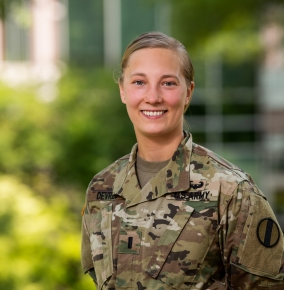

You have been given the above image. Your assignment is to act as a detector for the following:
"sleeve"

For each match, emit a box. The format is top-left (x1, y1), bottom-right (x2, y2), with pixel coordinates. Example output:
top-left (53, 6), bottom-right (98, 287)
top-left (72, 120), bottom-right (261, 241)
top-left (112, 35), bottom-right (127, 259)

top-left (221, 180), bottom-right (284, 289)
top-left (81, 203), bottom-right (95, 275)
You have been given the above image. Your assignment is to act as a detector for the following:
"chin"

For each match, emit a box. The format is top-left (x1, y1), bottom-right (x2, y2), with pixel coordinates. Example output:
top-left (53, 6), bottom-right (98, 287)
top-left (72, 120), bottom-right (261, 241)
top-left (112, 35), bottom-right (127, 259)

top-left (138, 127), bottom-right (176, 138)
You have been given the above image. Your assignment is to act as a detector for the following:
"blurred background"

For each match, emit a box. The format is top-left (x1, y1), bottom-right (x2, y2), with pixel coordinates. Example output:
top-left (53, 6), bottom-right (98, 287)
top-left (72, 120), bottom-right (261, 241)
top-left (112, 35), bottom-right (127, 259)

top-left (0, 0), bottom-right (283, 289)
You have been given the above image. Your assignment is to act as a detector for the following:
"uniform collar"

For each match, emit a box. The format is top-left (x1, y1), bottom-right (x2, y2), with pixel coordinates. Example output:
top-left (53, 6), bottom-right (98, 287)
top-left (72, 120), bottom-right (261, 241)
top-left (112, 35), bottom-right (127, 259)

top-left (113, 132), bottom-right (193, 207)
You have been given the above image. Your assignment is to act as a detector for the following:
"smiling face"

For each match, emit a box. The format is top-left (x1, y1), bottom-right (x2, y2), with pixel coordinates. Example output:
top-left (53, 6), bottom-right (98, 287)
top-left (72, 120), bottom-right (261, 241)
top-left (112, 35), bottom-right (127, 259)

top-left (119, 48), bottom-right (194, 141)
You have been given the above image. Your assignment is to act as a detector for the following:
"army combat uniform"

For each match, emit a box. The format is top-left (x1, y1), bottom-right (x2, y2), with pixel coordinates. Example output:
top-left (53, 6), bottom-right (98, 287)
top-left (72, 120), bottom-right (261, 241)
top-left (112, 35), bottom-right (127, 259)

top-left (81, 132), bottom-right (284, 290)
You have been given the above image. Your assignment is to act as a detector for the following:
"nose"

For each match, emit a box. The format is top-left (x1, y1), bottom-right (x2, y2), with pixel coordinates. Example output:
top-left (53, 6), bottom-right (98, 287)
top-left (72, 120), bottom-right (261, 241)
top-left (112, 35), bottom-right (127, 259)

top-left (144, 85), bottom-right (162, 104)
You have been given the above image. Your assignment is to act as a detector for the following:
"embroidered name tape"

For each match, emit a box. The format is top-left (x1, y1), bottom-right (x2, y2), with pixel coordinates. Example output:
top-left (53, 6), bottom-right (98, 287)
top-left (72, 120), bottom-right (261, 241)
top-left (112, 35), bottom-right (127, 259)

top-left (167, 191), bottom-right (211, 201)
top-left (96, 191), bottom-right (115, 200)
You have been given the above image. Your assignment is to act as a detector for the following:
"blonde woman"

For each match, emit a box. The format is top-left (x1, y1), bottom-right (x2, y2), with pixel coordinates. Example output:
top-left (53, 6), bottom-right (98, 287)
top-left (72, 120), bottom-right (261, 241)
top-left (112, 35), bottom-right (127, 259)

top-left (81, 32), bottom-right (284, 290)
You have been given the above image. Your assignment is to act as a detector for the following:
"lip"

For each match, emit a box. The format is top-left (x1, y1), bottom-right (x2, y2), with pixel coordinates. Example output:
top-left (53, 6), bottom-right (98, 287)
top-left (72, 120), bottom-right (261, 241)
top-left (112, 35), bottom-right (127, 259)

top-left (141, 110), bottom-right (167, 118)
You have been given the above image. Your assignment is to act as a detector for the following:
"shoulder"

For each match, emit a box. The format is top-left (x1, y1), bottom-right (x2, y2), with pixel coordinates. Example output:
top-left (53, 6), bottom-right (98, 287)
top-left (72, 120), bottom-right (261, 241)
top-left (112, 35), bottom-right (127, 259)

top-left (88, 153), bottom-right (130, 189)
top-left (190, 146), bottom-right (284, 283)
top-left (191, 142), bottom-right (255, 185)
top-left (190, 142), bottom-right (264, 215)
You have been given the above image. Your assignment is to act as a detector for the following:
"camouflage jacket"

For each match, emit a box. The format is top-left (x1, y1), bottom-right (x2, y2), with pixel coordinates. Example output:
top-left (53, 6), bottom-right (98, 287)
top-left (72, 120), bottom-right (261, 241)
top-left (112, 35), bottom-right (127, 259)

top-left (81, 133), bottom-right (284, 290)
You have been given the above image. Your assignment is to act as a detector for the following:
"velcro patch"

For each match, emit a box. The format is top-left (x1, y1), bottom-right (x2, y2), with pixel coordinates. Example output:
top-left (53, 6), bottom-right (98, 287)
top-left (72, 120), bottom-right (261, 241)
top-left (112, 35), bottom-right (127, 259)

top-left (257, 218), bottom-right (281, 248)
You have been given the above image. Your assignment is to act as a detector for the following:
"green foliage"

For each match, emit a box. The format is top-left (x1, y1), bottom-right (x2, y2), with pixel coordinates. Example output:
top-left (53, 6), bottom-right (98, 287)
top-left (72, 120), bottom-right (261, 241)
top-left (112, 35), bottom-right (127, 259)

top-left (171, 0), bottom-right (284, 62)
top-left (0, 83), bottom-right (58, 182)
top-left (0, 68), bottom-right (135, 191)
top-left (52, 67), bottom-right (135, 189)
top-left (0, 0), bottom-right (30, 27)
top-left (0, 175), bottom-right (94, 290)
top-left (0, 67), bottom-right (136, 289)
top-left (1, 1), bottom-right (282, 288)
top-left (0, 0), bottom-right (18, 19)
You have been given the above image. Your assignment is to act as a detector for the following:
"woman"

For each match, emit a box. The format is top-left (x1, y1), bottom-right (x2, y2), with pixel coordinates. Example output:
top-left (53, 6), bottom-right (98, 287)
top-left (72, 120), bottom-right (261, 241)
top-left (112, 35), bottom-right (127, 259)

top-left (81, 32), bottom-right (284, 290)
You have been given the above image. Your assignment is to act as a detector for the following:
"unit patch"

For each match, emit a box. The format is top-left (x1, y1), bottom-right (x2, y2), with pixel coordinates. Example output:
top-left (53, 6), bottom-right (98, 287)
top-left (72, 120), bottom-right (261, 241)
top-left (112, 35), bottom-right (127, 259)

top-left (257, 218), bottom-right (280, 248)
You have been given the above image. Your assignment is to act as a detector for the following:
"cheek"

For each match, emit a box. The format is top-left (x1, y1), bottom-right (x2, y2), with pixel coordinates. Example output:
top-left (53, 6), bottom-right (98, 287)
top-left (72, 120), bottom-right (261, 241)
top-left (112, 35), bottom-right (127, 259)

top-left (124, 88), bottom-right (144, 107)
top-left (165, 91), bottom-right (187, 109)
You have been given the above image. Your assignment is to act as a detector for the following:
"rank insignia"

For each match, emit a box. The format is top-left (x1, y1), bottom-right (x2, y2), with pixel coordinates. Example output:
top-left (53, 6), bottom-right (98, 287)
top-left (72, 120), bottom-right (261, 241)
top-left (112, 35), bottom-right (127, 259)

top-left (257, 218), bottom-right (281, 248)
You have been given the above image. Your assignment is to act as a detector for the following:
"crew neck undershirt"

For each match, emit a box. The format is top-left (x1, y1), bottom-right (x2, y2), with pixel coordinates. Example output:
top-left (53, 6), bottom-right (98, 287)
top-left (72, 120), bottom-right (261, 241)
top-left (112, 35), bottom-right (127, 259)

top-left (136, 154), bottom-right (170, 188)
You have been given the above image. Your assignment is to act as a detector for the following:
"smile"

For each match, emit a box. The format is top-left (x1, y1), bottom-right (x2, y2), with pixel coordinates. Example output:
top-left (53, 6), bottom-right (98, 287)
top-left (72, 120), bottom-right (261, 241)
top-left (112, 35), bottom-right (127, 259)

top-left (142, 110), bottom-right (167, 117)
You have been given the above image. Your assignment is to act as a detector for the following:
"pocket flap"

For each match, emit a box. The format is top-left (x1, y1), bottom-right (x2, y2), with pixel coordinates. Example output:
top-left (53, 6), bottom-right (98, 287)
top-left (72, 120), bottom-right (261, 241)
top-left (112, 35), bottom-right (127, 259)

top-left (146, 203), bottom-right (194, 278)
top-left (90, 203), bottom-right (114, 289)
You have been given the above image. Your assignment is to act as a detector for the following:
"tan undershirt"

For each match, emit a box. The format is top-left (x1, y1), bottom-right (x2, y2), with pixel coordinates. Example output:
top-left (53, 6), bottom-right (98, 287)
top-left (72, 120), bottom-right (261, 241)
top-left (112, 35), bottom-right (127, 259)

top-left (136, 154), bottom-right (170, 188)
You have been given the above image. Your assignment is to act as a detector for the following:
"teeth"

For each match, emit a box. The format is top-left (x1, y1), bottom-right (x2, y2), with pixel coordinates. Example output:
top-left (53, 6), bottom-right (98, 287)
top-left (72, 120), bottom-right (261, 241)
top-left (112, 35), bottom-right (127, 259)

top-left (142, 111), bottom-right (165, 116)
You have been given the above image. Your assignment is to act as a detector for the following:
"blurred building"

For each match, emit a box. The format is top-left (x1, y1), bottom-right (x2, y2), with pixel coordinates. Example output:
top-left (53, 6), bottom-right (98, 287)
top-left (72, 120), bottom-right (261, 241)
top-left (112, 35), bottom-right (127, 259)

top-left (0, 0), bottom-right (283, 225)
top-left (0, 0), bottom-right (66, 86)
top-left (259, 16), bottom-right (284, 224)
top-left (185, 9), bottom-right (284, 227)
top-left (0, 0), bottom-right (170, 96)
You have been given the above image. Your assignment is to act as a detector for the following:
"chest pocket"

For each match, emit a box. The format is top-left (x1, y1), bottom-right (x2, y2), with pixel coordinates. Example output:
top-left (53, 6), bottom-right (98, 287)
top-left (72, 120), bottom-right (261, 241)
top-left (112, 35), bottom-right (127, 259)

top-left (89, 201), bottom-right (113, 290)
top-left (146, 200), bottom-right (219, 290)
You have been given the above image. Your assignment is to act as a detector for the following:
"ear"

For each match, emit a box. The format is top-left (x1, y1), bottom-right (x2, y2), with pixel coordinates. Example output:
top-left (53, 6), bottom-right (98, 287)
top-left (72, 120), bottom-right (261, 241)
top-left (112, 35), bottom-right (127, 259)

top-left (185, 81), bottom-right (195, 106)
top-left (119, 83), bottom-right (126, 104)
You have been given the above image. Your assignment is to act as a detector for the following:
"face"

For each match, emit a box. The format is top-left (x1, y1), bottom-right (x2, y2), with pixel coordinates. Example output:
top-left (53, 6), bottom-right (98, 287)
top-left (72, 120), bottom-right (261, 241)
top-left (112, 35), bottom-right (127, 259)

top-left (119, 48), bottom-right (194, 140)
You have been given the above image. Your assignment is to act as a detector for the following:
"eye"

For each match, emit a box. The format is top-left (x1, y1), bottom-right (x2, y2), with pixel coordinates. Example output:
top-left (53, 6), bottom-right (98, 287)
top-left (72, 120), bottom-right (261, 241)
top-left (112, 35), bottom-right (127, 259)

top-left (163, 81), bottom-right (177, 87)
top-left (133, 80), bottom-right (144, 86)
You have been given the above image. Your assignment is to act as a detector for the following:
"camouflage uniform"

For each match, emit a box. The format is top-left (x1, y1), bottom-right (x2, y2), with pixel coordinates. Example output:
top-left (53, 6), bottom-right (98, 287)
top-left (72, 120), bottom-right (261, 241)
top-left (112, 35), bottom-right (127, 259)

top-left (81, 132), bottom-right (284, 289)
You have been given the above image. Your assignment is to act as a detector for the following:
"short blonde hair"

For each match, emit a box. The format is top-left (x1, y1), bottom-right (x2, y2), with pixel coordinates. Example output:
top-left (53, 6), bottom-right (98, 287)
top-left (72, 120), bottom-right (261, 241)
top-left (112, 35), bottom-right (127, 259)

top-left (118, 32), bottom-right (194, 87)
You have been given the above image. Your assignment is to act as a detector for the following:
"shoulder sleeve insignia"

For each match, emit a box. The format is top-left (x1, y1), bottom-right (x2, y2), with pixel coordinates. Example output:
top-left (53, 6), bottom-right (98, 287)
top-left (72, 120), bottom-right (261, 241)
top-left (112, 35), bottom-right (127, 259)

top-left (257, 218), bottom-right (281, 248)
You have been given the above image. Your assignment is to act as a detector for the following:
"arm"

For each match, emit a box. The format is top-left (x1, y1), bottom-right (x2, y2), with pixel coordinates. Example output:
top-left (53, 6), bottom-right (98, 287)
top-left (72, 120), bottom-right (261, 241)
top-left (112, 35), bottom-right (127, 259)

top-left (81, 204), bottom-right (97, 285)
top-left (221, 180), bottom-right (284, 289)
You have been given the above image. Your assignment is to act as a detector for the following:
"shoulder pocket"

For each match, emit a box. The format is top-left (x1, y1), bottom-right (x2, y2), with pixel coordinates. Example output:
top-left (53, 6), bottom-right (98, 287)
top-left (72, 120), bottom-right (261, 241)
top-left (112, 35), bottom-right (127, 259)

top-left (233, 194), bottom-right (283, 279)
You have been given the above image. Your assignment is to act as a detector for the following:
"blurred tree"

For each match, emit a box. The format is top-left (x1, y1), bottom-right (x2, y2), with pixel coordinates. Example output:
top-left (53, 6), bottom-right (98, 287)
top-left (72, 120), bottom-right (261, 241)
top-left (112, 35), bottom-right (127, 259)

top-left (0, 82), bottom-right (59, 188)
top-left (0, 0), bottom-right (21, 19)
top-left (0, 175), bottom-right (94, 290)
top-left (0, 67), bottom-right (135, 193)
top-left (51, 67), bottom-right (135, 190)
top-left (0, 68), bottom-right (127, 288)
top-left (2, 1), bottom-right (283, 289)
top-left (171, 0), bottom-right (284, 62)
top-left (0, 67), bottom-right (136, 289)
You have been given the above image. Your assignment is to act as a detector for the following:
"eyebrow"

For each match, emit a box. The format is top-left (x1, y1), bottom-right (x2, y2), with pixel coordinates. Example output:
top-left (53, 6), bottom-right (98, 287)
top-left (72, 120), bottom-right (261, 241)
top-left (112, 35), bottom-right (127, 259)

top-left (162, 74), bottom-right (180, 80)
top-left (130, 73), bottom-right (180, 80)
top-left (130, 73), bottom-right (147, 78)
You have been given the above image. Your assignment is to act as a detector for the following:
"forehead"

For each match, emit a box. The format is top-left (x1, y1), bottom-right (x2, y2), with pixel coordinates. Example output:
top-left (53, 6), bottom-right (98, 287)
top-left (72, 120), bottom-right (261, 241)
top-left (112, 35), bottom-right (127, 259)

top-left (126, 48), bottom-right (181, 71)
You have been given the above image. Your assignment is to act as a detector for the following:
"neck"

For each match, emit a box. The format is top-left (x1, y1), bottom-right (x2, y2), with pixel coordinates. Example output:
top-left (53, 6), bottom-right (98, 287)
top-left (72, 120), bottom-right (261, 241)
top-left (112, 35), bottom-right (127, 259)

top-left (135, 130), bottom-right (184, 162)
